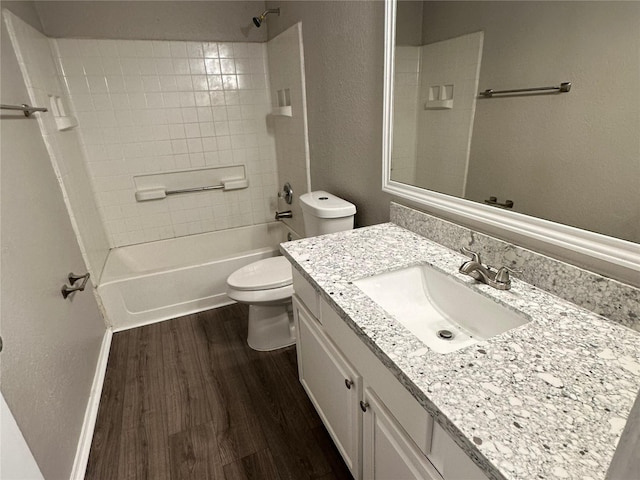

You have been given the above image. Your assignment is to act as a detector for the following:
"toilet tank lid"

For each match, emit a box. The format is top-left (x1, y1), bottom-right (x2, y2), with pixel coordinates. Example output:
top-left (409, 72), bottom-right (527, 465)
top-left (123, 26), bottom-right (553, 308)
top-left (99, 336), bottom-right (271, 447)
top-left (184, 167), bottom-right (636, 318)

top-left (299, 191), bottom-right (356, 219)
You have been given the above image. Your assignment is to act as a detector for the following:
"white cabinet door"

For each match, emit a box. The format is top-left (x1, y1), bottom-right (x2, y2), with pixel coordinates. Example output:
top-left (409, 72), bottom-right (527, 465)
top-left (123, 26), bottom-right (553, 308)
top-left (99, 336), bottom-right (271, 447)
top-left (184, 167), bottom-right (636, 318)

top-left (293, 296), bottom-right (362, 478)
top-left (428, 422), bottom-right (490, 480)
top-left (362, 387), bottom-right (443, 480)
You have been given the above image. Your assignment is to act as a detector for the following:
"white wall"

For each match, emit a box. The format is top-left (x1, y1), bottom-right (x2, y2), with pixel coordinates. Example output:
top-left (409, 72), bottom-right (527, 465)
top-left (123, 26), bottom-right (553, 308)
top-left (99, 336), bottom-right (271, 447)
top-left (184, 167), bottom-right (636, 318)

top-left (267, 22), bottom-right (311, 236)
top-left (54, 36), bottom-right (278, 246)
top-left (266, 1), bottom-right (390, 228)
top-left (4, 10), bottom-right (111, 280)
top-left (422, 1), bottom-right (640, 243)
top-left (34, 0), bottom-right (268, 43)
top-left (1, 7), bottom-right (107, 478)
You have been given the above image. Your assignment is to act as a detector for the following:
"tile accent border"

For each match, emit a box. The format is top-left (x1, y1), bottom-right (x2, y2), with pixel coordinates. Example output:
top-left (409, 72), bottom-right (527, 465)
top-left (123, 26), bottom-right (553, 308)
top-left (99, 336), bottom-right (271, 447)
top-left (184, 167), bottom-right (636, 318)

top-left (391, 202), bottom-right (640, 331)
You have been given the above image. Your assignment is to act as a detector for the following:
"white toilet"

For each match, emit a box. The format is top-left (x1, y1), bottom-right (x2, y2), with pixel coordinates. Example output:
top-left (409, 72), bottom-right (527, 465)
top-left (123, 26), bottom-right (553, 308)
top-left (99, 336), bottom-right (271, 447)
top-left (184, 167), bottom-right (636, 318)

top-left (226, 191), bottom-right (356, 351)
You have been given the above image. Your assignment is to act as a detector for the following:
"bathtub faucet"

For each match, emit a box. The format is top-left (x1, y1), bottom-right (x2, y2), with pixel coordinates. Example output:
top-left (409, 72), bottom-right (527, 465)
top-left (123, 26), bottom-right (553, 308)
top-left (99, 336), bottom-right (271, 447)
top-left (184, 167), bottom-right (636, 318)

top-left (275, 210), bottom-right (293, 220)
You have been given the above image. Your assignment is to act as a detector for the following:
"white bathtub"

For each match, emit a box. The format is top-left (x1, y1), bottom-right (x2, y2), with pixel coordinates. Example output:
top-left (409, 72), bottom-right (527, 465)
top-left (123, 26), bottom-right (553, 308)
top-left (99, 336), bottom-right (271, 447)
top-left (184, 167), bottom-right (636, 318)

top-left (98, 222), bottom-right (293, 331)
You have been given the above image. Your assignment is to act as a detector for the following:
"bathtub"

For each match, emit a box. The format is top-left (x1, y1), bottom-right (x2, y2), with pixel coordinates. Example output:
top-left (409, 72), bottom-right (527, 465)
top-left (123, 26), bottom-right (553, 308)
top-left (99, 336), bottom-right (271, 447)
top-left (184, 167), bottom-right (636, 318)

top-left (98, 222), bottom-right (293, 331)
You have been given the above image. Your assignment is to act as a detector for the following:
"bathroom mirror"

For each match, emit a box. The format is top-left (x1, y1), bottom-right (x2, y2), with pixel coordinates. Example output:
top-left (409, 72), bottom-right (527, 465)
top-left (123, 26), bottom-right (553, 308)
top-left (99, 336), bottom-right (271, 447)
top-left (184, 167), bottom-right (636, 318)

top-left (382, 0), bottom-right (640, 275)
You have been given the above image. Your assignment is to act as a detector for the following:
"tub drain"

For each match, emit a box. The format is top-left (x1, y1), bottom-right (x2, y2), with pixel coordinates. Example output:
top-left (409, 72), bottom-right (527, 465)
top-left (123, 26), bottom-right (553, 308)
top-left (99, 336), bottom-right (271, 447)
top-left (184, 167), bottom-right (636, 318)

top-left (437, 329), bottom-right (454, 340)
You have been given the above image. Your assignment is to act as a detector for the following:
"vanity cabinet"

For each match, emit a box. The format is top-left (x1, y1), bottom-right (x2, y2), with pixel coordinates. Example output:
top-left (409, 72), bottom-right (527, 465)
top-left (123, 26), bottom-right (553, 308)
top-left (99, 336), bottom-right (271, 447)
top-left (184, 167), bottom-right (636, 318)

top-left (292, 270), bottom-right (440, 479)
top-left (291, 269), bottom-right (489, 480)
top-left (362, 386), bottom-right (441, 480)
top-left (294, 294), bottom-right (362, 477)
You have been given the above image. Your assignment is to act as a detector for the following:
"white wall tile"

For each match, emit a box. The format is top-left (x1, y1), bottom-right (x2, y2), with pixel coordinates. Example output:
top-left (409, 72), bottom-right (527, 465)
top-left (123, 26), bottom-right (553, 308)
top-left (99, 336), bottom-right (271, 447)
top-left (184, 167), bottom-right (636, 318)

top-left (66, 75), bottom-right (89, 93)
top-left (266, 23), bottom-right (311, 236)
top-left (159, 75), bottom-right (178, 91)
top-left (87, 75), bottom-right (108, 93)
top-left (414, 32), bottom-right (483, 198)
top-left (203, 42), bottom-right (218, 58)
top-left (152, 41), bottom-right (171, 58)
top-left (155, 58), bottom-right (174, 75)
top-left (120, 57), bottom-right (140, 75)
top-left (4, 13), bottom-right (111, 277)
top-left (217, 43), bottom-right (233, 58)
top-left (138, 58), bottom-right (157, 75)
top-left (172, 58), bottom-right (190, 74)
top-left (41, 34), bottom-right (277, 247)
top-left (176, 77), bottom-right (194, 91)
top-left (181, 107), bottom-right (198, 123)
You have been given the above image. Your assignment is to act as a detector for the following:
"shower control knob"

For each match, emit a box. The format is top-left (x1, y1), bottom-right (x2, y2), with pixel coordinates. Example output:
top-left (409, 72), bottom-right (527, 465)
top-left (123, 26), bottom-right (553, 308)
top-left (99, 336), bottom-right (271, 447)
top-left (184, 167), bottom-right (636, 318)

top-left (278, 182), bottom-right (293, 204)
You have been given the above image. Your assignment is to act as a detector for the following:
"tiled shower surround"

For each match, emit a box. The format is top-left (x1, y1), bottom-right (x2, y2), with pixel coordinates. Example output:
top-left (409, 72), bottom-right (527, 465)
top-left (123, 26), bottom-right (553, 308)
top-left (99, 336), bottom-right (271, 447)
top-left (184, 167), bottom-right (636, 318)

top-left (267, 23), bottom-right (310, 236)
top-left (392, 34), bottom-right (483, 198)
top-left (4, 11), bottom-right (110, 277)
top-left (54, 37), bottom-right (278, 246)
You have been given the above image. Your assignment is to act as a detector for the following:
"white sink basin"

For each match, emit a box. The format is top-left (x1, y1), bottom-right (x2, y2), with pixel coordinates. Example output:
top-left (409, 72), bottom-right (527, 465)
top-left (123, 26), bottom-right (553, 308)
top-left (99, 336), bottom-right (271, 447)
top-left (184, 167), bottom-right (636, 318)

top-left (354, 265), bottom-right (530, 354)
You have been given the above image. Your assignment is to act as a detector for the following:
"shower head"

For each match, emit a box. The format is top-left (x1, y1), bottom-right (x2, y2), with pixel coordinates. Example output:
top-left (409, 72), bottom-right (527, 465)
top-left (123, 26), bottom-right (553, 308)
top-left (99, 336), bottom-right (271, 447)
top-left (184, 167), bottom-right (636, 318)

top-left (252, 8), bottom-right (280, 28)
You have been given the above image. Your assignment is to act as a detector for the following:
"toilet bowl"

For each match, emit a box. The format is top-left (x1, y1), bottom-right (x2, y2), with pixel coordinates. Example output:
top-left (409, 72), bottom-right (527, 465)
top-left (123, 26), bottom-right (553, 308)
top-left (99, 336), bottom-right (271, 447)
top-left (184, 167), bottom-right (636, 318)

top-left (226, 256), bottom-right (295, 351)
top-left (226, 191), bottom-right (356, 351)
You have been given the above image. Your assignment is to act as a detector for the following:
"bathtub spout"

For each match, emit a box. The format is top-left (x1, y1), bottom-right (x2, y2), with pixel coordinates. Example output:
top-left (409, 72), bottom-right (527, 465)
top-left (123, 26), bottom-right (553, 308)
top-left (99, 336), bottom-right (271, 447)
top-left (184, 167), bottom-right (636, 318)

top-left (275, 210), bottom-right (293, 220)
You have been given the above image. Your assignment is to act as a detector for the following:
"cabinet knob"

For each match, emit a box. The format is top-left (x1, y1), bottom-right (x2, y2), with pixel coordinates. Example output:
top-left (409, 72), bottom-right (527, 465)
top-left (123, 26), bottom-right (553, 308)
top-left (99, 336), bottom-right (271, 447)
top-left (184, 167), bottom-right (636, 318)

top-left (360, 400), bottom-right (369, 412)
top-left (344, 379), bottom-right (354, 389)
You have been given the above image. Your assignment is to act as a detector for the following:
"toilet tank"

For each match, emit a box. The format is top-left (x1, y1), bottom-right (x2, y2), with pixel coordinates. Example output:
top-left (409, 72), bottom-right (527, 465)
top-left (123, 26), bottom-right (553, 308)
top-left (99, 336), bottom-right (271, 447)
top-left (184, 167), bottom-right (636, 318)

top-left (299, 191), bottom-right (356, 237)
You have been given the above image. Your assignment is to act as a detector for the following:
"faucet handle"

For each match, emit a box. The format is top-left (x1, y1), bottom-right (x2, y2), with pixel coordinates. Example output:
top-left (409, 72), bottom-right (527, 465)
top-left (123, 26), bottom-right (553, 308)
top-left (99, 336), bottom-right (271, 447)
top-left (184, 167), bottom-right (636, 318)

top-left (460, 247), bottom-right (482, 264)
top-left (494, 266), bottom-right (522, 284)
top-left (277, 182), bottom-right (293, 204)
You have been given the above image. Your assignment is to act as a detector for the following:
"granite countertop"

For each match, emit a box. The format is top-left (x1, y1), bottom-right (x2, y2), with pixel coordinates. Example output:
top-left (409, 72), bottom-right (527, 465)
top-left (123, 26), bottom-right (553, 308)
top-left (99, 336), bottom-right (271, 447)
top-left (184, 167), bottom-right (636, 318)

top-left (280, 223), bottom-right (640, 480)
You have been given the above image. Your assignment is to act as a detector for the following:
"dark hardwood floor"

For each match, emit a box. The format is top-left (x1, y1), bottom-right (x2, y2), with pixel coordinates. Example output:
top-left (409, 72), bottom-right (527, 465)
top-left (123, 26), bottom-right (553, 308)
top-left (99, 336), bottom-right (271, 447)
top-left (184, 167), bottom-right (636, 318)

top-left (86, 304), bottom-right (352, 480)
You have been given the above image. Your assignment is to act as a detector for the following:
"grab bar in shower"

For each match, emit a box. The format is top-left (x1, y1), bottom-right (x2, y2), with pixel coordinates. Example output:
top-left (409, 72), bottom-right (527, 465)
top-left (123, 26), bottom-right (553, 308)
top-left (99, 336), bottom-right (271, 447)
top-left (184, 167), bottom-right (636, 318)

top-left (166, 178), bottom-right (249, 195)
top-left (479, 82), bottom-right (571, 98)
top-left (135, 178), bottom-right (249, 201)
top-left (166, 185), bottom-right (224, 195)
top-left (1, 103), bottom-right (48, 117)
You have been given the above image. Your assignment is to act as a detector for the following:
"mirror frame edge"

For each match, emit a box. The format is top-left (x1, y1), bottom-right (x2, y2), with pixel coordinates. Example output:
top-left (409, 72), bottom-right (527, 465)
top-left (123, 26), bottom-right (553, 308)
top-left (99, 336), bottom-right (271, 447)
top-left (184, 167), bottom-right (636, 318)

top-left (381, 0), bottom-right (639, 282)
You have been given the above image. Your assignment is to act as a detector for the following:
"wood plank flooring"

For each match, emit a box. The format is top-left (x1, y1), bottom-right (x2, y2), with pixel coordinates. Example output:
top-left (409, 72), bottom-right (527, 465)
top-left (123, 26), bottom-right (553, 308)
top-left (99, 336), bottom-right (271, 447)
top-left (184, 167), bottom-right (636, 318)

top-left (86, 304), bottom-right (352, 480)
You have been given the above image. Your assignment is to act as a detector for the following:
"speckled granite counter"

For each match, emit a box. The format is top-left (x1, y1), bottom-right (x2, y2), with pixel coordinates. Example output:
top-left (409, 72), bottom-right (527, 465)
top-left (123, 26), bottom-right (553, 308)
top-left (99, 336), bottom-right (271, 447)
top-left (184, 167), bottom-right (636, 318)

top-left (280, 223), bottom-right (640, 480)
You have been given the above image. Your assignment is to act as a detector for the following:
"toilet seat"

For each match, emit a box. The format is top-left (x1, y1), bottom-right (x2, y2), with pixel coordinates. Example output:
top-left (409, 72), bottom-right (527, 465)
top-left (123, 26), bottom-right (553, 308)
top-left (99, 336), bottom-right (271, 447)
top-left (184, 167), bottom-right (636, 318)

top-left (225, 256), bottom-right (295, 351)
top-left (227, 283), bottom-right (294, 304)
top-left (227, 256), bottom-right (293, 291)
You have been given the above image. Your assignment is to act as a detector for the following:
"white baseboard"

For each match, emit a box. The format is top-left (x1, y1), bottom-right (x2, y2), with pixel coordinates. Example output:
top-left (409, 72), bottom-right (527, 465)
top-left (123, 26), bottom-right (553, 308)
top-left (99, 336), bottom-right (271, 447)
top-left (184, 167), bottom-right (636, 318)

top-left (70, 329), bottom-right (113, 480)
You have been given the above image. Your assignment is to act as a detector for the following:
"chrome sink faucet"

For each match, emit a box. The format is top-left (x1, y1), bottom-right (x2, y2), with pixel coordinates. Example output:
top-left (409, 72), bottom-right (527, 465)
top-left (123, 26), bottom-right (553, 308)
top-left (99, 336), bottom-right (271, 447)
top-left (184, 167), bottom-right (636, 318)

top-left (458, 247), bottom-right (520, 291)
